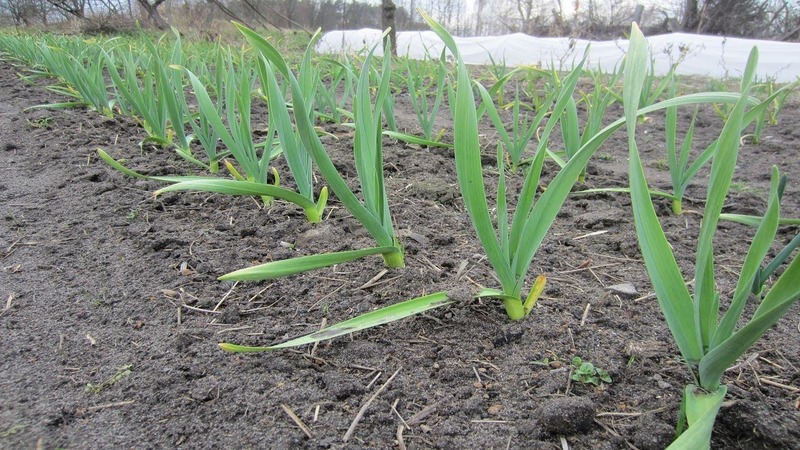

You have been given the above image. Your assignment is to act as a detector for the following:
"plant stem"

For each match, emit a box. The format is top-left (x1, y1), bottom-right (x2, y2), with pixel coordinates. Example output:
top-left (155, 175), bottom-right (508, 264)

top-left (381, 249), bottom-right (405, 268)
top-left (503, 298), bottom-right (525, 321)
top-left (672, 198), bottom-right (683, 215)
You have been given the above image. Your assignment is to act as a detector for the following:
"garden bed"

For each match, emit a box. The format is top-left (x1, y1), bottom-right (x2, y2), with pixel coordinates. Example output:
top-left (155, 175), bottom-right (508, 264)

top-left (1, 60), bottom-right (798, 449)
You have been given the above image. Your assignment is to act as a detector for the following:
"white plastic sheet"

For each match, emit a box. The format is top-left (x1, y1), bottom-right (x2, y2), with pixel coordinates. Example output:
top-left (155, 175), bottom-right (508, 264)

top-left (317, 29), bottom-right (800, 82)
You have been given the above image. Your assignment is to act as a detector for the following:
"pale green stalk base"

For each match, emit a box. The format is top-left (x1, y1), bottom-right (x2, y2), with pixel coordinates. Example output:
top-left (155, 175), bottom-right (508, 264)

top-left (381, 249), bottom-right (405, 269)
top-left (672, 198), bottom-right (683, 215)
top-left (503, 299), bottom-right (525, 321)
top-left (668, 385), bottom-right (727, 450)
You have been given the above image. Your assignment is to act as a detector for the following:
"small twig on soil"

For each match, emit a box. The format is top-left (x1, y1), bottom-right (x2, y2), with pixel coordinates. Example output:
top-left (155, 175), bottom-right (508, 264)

top-left (472, 366), bottom-right (483, 384)
top-left (406, 403), bottom-right (437, 427)
top-left (454, 259), bottom-right (470, 281)
top-left (560, 436), bottom-right (570, 450)
top-left (633, 293), bottom-right (657, 302)
top-left (396, 425), bottom-right (407, 450)
top-left (727, 353), bottom-right (759, 372)
top-left (77, 400), bottom-right (136, 416)
top-left (593, 419), bottom-right (641, 450)
top-left (308, 283), bottom-right (346, 312)
top-left (356, 269), bottom-right (388, 290)
top-left (572, 230), bottom-right (609, 240)
top-left (565, 367), bottom-right (574, 396)
top-left (281, 404), bottom-right (313, 439)
top-left (4, 236), bottom-right (25, 257)
top-left (366, 371), bottom-right (383, 390)
top-left (390, 398), bottom-right (410, 429)
top-left (595, 406), bottom-right (667, 418)
top-left (216, 326), bottom-right (253, 334)
top-left (349, 364), bottom-right (379, 373)
top-left (213, 281), bottom-right (238, 312)
top-left (343, 367), bottom-right (402, 442)
top-left (181, 304), bottom-right (222, 315)
top-left (1, 293), bottom-right (13, 313)
top-left (358, 273), bottom-right (404, 291)
top-left (559, 262), bottom-right (620, 274)
top-left (586, 251), bottom-right (641, 263)
top-left (413, 254), bottom-right (442, 273)
top-left (310, 317), bottom-right (327, 357)
top-left (468, 359), bottom-right (501, 371)
top-left (247, 285), bottom-right (272, 303)
top-left (758, 377), bottom-right (799, 393)
top-left (587, 267), bottom-right (604, 285)
top-left (758, 355), bottom-right (785, 370)
top-left (773, 350), bottom-right (797, 372)
top-left (580, 303), bottom-right (591, 327)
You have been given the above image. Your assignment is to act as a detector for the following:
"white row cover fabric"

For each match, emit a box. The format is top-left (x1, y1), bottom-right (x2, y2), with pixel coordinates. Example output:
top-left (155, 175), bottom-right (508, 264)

top-left (317, 29), bottom-right (800, 82)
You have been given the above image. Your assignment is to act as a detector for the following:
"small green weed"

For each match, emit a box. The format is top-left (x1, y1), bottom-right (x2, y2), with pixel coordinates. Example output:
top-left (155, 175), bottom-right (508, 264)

top-left (26, 117), bottom-right (52, 129)
top-left (651, 159), bottom-right (669, 171)
top-left (571, 356), bottom-right (612, 386)
top-left (531, 354), bottom-right (612, 386)
top-left (0, 424), bottom-right (25, 437)
top-left (86, 365), bottom-right (132, 394)
top-left (599, 152), bottom-right (614, 161)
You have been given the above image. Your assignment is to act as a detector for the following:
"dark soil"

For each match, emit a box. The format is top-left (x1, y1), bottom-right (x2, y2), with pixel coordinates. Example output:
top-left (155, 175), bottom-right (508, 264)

top-left (1, 60), bottom-right (798, 450)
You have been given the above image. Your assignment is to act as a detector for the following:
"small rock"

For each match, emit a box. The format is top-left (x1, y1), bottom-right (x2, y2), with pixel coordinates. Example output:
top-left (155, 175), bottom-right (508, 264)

top-left (493, 328), bottom-right (524, 347)
top-left (632, 414), bottom-right (675, 450)
top-left (537, 397), bottom-right (596, 435)
top-left (295, 224), bottom-right (333, 247)
top-left (218, 307), bottom-right (240, 324)
top-left (625, 340), bottom-right (667, 359)
top-left (607, 282), bottom-right (638, 296)
top-left (487, 404), bottom-right (503, 415)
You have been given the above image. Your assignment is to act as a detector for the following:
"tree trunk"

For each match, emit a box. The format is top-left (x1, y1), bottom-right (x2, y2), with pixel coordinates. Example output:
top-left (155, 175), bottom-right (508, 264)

top-left (382, 0), bottom-right (397, 57)
top-left (682, 0), bottom-right (700, 31)
top-left (136, 0), bottom-right (169, 30)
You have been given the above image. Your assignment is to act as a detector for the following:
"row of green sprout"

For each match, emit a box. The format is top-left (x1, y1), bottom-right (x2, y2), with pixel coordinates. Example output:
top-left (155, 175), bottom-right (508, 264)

top-left (2, 18), bottom-right (800, 448)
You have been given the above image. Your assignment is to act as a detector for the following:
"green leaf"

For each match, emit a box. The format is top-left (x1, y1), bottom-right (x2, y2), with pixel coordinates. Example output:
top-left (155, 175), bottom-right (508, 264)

top-left (420, 9), bottom-right (515, 292)
top-left (237, 23), bottom-right (398, 254)
top-left (96, 149), bottom-right (208, 183)
top-left (667, 385), bottom-right (727, 450)
top-left (710, 167), bottom-right (782, 350)
top-left (154, 178), bottom-right (322, 222)
top-left (382, 130), bottom-right (453, 148)
top-left (219, 291), bottom-right (454, 351)
top-left (624, 24), bottom-right (703, 365)
top-left (219, 246), bottom-right (400, 281)
top-left (699, 250), bottom-right (800, 389)
top-left (693, 47), bottom-right (758, 349)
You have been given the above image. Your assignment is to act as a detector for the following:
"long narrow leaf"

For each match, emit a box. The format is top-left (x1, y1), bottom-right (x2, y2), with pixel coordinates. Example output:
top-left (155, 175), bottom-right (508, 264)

top-left (625, 24), bottom-right (704, 365)
top-left (693, 48), bottom-right (758, 349)
top-left (219, 246), bottom-right (401, 282)
top-left (219, 291), bottom-right (453, 352)
top-left (710, 167), bottom-right (782, 349)
top-left (699, 251), bottom-right (800, 389)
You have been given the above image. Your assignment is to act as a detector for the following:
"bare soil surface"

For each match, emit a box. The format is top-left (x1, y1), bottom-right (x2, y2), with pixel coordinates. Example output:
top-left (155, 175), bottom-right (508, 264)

top-left (1, 60), bottom-right (798, 450)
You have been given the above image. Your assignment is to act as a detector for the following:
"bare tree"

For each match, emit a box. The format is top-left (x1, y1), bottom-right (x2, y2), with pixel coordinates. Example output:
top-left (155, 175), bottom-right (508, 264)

top-left (677, 0), bottom-right (797, 37)
top-left (1, 0), bottom-right (49, 24)
top-left (136, 0), bottom-right (167, 29)
top-left (46, 0), bottom-right (86, 18)
top-left (383, 0), bottom-right (397, 55)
